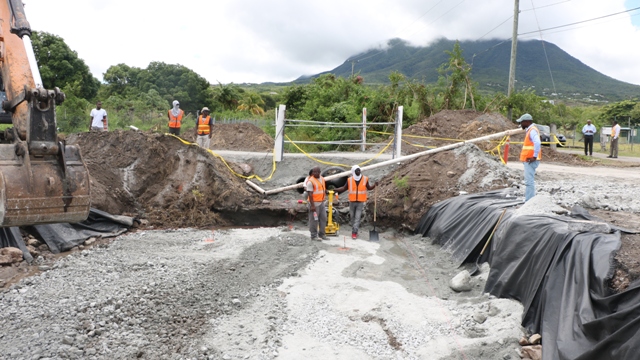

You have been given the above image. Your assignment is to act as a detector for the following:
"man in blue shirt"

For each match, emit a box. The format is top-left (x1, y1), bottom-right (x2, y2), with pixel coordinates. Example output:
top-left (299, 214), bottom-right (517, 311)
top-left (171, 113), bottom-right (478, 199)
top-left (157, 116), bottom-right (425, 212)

top-left (581, 119), bottom-right (596, 156)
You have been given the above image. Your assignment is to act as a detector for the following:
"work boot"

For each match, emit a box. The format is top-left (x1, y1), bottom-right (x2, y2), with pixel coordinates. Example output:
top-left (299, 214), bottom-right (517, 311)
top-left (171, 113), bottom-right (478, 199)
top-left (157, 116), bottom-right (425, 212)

top-left (310, 236), bottom-right (320, 241)
top-left (320, 235), bottom-right (328, 240)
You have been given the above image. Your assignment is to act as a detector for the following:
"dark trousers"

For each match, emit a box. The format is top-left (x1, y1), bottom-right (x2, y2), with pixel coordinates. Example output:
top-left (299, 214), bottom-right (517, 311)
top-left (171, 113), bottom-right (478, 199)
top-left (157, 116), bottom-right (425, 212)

top-left (169, 127), bottom-right (181, 135)
top-left (584, 135), bottom-right (593, 155)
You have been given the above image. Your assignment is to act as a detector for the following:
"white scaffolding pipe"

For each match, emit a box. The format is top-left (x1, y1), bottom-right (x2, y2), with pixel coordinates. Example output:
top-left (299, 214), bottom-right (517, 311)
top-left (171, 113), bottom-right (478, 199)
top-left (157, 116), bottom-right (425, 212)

top-left (395, 106), bottom-right (403, 159)
top-left (274, 105), bottom-right (285, 162)
top-left (261, 128), bottom-right (524, 195)
top-left (361, 108), bottom-right (367, 152)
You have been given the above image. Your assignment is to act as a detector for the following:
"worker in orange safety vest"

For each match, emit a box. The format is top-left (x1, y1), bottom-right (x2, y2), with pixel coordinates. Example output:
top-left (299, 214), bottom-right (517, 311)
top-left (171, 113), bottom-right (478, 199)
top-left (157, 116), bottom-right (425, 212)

top-left (195, 107), bottom-right (213, 149)
top-left (167, 100), bottom-right (184, 135)
top-left (306, 166), bottom-right (329, 241)
top-left (517, 113), bottom-right (541, 202)
top-left (335, 165), bottom-right (378, 239)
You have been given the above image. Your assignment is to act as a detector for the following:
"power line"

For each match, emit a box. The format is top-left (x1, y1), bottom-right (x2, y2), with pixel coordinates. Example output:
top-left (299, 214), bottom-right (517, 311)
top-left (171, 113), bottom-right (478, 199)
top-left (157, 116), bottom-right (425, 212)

top-left (528, 0), bottom-right (558, 97)
top-left (519, 6), bottom-right (640, 36)
top-left (520, 0), bottom-right (572, 12)
top-left (519, 10), bottom-right (640, 39)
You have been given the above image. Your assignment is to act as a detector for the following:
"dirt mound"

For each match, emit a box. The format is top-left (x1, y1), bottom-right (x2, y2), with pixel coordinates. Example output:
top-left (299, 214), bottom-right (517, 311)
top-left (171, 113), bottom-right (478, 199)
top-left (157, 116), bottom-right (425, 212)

top-left (375, 143), bottom-right (521, 230)
top-left (66, 130), bottom-right (261, 228)
top-left (402, 110), bottom-right (514, 154)
top-left (402, 110), bottom-right (591, 166)
top-left (376, 109), bottom-right (591, 229)
top-left (180, 123), bottom-right (274, 152)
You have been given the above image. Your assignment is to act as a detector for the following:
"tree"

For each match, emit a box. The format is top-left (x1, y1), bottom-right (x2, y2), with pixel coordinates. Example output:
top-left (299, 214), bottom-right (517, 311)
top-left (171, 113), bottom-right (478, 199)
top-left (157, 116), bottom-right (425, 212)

top-left (281, 85), bottom-right (308, 118)
top-left (136, 62), bottom-right (213, 112)
top-left (437, 41), bottom-right (476, 110)
top-left (237, 92), bottom-right (265, 115)
top-left (31, 31), bottom-right (100, 100)
top-left (101, 62), bottom-right (213, 113)
top-left (102, 64), bottom-right (141, 97)
top-left (213, 82), bottom-right (242, 111)
top-left (598, 100), bottom-right (638, 124)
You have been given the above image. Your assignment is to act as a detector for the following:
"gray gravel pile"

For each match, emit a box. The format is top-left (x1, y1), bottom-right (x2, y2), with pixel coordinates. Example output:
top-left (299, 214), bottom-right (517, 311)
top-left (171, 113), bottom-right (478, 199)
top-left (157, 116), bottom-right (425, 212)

top-left (455, 144), bottom-right (521, 188)
top-left (0, 228), bottom-right (317, 360)
top-left (536, 178), bottom-right (640, 213)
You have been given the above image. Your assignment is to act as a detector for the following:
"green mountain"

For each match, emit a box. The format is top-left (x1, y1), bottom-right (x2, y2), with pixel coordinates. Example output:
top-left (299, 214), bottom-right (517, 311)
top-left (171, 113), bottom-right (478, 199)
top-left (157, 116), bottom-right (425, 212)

top-left (296, 38), bottom-right (640, 102)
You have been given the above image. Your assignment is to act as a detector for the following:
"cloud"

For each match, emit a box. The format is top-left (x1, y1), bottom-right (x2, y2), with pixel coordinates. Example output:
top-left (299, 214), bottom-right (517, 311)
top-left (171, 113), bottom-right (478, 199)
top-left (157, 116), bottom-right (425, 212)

top-left (22, 0), bottom-right (640, 85)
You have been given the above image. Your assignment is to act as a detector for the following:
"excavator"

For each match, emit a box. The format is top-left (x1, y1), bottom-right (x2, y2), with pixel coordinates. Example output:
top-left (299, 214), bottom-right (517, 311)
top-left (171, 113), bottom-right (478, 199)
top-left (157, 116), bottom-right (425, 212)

top-left (0, 0), bottom-right (90, 227)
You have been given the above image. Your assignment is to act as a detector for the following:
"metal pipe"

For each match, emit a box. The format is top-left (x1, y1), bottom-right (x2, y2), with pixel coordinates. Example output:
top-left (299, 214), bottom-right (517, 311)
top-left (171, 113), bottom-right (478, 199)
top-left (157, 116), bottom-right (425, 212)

top-left (262, 128), bottom-right (525, 195)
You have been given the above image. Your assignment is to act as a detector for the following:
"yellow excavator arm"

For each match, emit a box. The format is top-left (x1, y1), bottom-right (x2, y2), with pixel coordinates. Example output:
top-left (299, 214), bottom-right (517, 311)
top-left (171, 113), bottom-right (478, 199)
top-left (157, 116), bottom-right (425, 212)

top-left (0, 0), bottom-right (90, 226)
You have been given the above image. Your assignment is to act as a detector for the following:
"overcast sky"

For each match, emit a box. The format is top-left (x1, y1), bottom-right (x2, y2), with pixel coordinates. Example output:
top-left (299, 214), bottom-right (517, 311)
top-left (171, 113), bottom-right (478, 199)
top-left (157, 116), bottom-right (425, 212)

top-left (23, 0), bottom-right (640, 86)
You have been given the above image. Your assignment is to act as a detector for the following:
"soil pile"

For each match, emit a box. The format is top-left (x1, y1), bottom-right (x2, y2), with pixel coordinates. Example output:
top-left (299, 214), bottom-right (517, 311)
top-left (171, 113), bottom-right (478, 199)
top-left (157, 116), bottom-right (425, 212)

top-left (375, 143), bottom-right (520, 230)
top-left (402, 110), bottom-right (513, 154)
top-left (180, 123), bottom-right (274, 152)
top-left (401, 110), bottom-right (591, 166)
top-left (66, 130), bottom-right (261, 228)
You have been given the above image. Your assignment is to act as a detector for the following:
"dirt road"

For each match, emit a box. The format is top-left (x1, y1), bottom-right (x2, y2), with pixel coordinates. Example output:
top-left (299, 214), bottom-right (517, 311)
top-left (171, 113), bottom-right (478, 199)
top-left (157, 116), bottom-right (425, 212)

top-left (507, 161), bottom-right (640, 180)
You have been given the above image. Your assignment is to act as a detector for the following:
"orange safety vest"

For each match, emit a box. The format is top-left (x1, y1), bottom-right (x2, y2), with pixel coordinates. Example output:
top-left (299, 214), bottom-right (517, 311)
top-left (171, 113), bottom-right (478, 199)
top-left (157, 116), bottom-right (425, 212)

top-left (520, 125), bottom-right (542, 162)
top-left (612, 124), bottom-right (621, 138)
top-left (347, 176), bottom-right (368, 202)
top-left (168, 109), bottom-right (184, 128)
top-left (197, 115), bottom-right (211, 135)
top-left (308, 176), bottom-right (326, 202)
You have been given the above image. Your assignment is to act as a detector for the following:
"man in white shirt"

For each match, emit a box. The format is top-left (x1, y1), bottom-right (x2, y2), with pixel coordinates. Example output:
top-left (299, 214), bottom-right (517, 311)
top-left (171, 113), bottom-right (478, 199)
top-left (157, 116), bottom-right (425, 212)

top-left (581, 119), bottom-right (597, 156)
top-left (89, 101), bottom-right (108, 132)
top-left (607, 120), bottom-right (621, 158)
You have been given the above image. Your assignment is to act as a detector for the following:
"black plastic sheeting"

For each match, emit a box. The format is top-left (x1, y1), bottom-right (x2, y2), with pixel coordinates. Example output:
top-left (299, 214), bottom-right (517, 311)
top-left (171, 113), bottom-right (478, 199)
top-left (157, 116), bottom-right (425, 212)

top-left (0, 227), bottom-right (33, 262)
top-left (415, 189), bottom-right (640, 360)
top-left (18, 208), bottom-right (135, 255)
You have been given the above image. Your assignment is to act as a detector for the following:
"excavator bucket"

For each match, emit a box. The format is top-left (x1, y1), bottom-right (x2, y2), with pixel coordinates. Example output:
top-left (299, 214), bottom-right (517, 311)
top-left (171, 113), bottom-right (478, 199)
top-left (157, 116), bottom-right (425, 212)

top-left (0, 142), bottom-right (91, 227)
top-left (0, 0), bottom-right (91, 227)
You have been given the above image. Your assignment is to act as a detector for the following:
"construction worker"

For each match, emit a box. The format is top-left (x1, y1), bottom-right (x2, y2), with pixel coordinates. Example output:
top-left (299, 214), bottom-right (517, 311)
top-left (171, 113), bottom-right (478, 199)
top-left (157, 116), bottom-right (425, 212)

top-left (167, 100), bottom-right (184, 135)
top-left (335, 165), bottom-right (378, 239)
top-left (517, 113), bottom-right (541, 202)
top-left (306, 166), bottom-right (328, 241)
top-left (195, 107), bottom-right (213, 149)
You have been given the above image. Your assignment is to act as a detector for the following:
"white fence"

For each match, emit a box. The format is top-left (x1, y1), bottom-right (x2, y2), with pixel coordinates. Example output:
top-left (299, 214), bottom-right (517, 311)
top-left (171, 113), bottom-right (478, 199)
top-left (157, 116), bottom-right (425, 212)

top-left (273, 104), bottom-right (403, 162)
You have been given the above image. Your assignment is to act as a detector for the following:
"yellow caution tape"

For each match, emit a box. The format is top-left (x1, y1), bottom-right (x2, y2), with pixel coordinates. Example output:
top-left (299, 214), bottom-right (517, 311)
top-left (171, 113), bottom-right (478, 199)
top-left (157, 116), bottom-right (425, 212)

top-left (283, 134), bottom-right (395, 167)
top-left (167, 134), bottom-right (277, 183)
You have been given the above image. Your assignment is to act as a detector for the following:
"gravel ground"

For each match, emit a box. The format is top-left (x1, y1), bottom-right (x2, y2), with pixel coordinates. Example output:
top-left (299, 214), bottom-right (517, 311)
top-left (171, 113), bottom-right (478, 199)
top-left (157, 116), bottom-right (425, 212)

top-left (3, 153), bottom-right (640, 360)
top-left (508, 162), bottom-right (640, 214)
top-left (0, 225), bottom-right (525, 360)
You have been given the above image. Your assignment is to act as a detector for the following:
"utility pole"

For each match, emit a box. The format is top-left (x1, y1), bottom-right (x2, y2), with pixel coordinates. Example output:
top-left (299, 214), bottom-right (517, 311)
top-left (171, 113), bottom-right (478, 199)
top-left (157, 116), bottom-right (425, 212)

top-left (507, 0), bottom-right (520, 121)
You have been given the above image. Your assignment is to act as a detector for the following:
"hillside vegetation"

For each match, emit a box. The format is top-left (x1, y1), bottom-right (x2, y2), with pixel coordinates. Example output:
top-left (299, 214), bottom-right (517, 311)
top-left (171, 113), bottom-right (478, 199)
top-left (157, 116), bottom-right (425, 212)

top-left (302, 38), bottom-right (640, 103)
top-left (30, 31), bottom-right (640, 148)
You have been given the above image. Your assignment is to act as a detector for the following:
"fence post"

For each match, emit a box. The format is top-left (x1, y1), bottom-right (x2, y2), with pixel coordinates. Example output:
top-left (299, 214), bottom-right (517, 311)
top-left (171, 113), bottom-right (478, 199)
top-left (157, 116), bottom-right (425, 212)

top-left (550, 123), bottom-right (557, 151)
top-left (361, 108), bottom-right (367, 152)
top-left (274, 105), bottom-right (286, 162)
top-left (394, 106), bottom-right (403, 159)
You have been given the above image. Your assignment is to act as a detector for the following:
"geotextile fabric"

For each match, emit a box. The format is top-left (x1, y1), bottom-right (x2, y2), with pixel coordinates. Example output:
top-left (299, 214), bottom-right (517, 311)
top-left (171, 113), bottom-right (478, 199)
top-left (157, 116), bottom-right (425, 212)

top-left (24, 208), bottom-right (135, 254)
top-left (414, 189), bottom-right (640, 360)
